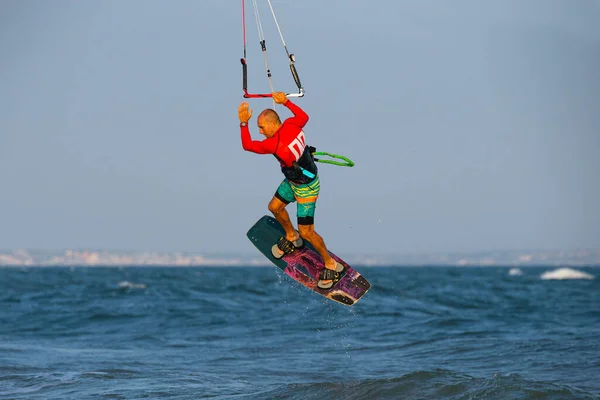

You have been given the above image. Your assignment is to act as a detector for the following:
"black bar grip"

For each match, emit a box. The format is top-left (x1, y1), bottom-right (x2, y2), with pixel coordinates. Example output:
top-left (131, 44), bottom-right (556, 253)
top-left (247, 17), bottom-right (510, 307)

top-left (290, 63), bottom-right (302, 90)
top-left (241, 58), bottom-right (247, 91)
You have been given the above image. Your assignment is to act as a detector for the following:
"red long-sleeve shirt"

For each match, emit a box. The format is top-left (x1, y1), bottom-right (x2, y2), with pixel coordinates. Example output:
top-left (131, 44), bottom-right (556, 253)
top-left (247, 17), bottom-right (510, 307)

top-left (241, 100), bottom-right (309, 168)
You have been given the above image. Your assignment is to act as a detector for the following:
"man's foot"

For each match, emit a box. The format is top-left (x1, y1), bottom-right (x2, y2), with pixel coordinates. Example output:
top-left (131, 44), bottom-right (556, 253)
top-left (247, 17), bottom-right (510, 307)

top-left (317, 260), bottom-right (345, 290)
top-left (286, 231), bottom-right (301, 244)
top-left (271, 233), bottom-right (304, 259)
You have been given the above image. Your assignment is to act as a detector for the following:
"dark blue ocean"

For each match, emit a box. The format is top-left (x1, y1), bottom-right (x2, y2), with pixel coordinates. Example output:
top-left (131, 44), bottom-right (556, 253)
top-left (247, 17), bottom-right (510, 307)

top-left (1, 266), bottom-right (599, 399)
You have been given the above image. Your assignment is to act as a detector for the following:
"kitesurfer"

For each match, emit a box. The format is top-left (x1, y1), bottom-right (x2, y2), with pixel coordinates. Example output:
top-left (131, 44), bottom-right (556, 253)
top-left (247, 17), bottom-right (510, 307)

top-left (238, 92), bottom-right (344, 289)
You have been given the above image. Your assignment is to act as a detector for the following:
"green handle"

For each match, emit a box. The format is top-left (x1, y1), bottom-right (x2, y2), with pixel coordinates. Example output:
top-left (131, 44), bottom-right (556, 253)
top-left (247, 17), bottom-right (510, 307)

top-left (313, 152), bottom-right (355, 167)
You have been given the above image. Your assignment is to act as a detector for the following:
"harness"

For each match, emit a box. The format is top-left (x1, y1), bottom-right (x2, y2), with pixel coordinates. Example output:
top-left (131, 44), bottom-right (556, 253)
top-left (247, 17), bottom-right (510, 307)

top-left (274, 138), bottom-right (355, 184)
top-left (274, 145), bottom-right (318, 184)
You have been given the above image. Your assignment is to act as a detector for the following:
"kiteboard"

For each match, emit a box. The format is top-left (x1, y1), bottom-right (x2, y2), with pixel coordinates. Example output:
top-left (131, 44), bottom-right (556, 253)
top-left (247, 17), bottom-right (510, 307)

top-left (246, 215), bottom-right (371, 306)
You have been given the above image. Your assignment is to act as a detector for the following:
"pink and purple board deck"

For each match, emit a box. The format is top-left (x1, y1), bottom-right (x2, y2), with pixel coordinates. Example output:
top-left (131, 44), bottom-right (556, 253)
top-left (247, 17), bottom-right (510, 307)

top-left (246, 215), bottom-right (371, 306)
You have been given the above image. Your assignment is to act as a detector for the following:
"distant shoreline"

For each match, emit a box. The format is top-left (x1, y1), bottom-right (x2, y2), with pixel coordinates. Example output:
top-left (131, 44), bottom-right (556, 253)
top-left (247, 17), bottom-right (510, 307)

top-left (2, 264), bottom-right (599, 268)
top-left (1, 248), bottom-right (599, 267)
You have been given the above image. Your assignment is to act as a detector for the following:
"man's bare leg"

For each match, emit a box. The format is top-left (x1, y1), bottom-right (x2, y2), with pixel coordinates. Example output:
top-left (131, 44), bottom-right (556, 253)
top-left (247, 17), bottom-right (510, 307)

top-left (298, 224), bottom-right (339, 285)
top-left (268, 196), bottom-right (300, 242)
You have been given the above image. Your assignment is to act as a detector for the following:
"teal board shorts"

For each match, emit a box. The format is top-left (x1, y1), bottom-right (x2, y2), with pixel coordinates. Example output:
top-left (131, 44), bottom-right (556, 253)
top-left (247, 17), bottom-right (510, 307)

top-left (274, 175), bottom-right (320, 225)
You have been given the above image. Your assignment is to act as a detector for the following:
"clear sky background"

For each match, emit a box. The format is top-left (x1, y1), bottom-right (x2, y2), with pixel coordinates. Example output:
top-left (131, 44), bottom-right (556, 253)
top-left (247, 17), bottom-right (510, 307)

top-left (1, 0), bottom-right (599, 256)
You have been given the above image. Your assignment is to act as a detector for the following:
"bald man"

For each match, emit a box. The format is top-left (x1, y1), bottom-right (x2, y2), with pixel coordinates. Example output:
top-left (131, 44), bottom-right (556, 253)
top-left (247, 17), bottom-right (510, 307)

top-left (238, 92), bottom-right (344, 289)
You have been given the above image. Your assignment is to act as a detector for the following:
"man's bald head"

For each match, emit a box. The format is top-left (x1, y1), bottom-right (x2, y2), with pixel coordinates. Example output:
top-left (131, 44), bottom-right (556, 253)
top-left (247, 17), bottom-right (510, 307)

top-left (258, 109), bottom-right (281, 125)
top-left (257, 108), bottom-right (282, 138)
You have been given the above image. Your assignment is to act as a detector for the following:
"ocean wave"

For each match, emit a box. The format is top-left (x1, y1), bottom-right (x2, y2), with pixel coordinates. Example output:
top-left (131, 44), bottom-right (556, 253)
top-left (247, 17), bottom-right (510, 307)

top-left (540, 268), bottom-right (595, 280)
top-left (2, 369), bottom-right (597, 400)
top-left (245, 370), bottom-right (599, 400)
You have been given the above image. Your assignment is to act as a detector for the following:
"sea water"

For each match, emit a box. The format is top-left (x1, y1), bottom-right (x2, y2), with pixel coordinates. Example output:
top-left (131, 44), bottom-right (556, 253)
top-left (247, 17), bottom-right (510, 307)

top-left (1, 266), bottom-right (599, 399)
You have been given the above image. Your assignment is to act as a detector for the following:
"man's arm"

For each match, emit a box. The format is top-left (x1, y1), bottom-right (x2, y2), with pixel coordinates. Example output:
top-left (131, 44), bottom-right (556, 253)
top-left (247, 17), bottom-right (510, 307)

top-left (240, 124), bottom-right (276, 154)
top-left (283, 100), bottom-right (309, 128)
top-left (237, 101), bottom-right (275, 154)
top-left (273, 92), bottom-right (309, 128)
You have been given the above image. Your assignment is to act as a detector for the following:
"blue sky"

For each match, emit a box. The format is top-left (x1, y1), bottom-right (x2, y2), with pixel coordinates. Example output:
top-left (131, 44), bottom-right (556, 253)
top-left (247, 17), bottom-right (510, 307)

top-left (1, 0), bottom-right (599, 256)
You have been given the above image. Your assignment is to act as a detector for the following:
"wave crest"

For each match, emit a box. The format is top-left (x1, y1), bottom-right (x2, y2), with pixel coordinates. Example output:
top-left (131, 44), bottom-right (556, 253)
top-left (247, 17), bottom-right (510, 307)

top-left (250, 370), bottom-right (598, 400)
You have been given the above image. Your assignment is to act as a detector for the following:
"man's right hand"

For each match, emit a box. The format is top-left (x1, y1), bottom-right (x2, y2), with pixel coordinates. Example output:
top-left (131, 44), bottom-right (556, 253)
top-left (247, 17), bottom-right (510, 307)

top-left (272, 92), bottom-right (288, 105)
top-left (238, 102), bottom-right (253, 123)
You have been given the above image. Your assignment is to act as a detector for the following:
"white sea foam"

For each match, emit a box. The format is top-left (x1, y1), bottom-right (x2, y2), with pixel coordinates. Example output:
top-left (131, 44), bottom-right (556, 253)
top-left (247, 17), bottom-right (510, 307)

top-left (118, 281), bottom-right (147, 289)
top-left (508, 268), bottom-right (523, 276)
top-left (540, 268), bottom-right (594, 280)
